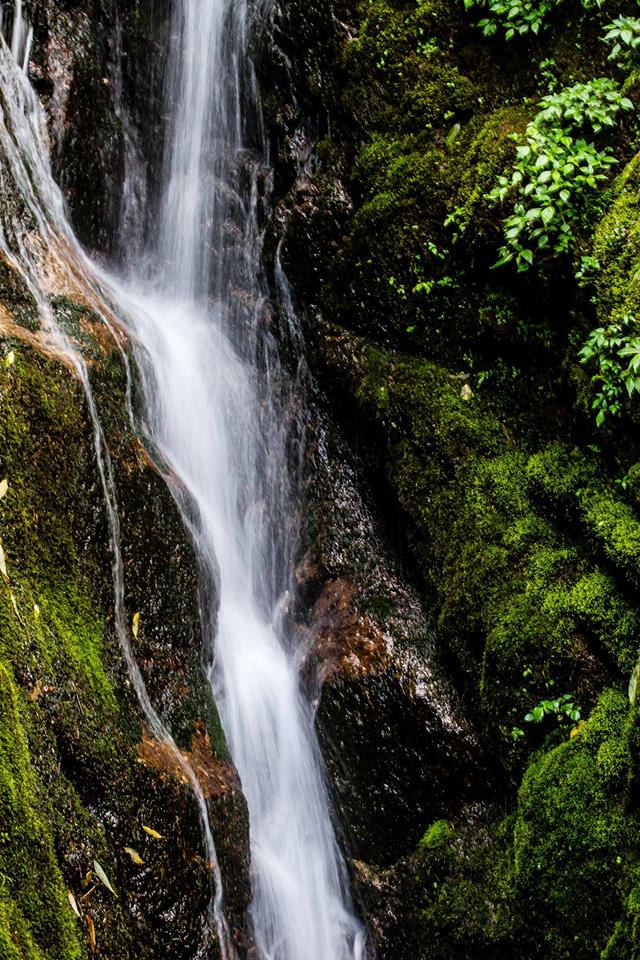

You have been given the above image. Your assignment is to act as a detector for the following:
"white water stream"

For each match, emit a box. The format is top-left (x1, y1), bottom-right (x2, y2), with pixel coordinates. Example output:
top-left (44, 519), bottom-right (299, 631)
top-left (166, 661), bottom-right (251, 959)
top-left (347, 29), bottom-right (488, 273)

top-left (116, 2), bottom-right (365, 957)
top-left (0, 1), bottom-right (365, 958)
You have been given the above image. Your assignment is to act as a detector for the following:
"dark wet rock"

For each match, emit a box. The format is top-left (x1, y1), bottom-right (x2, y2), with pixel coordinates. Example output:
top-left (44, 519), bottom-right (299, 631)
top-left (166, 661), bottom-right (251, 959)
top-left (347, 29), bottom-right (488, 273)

top-left (299, 421), bottom-right (493, 869)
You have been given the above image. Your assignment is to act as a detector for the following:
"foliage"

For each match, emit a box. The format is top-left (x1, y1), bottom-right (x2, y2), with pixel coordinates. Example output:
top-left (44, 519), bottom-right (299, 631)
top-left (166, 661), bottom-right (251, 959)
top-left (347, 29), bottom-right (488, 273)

top-left (524, 692), bottom-right (581, 724)
top-left (579, 317), bottom-right (640, 426)
top-left (463, 0), bottom-right (602, 40)
top-left (463, 0), bottom-right (557, 40)
top-left (603, 15), bottom-right (640, 65)
top-left (536, 78), bottom-right (633, 133)
top-left (489, 80), bottom-right (632, 271)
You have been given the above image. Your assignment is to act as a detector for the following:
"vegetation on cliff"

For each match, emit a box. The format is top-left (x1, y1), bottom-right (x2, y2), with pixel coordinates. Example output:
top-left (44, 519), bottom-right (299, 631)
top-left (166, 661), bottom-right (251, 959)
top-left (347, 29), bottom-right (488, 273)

top-left (271, 0), bottom-right (640, 954)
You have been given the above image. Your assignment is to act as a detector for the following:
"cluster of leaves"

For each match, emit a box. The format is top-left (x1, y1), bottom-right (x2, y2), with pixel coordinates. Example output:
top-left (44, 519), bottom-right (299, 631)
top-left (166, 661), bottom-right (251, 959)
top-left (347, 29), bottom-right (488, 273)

top-left (463, 0), bottom-right (601, 40)
top-left (524, 693), bottom-right (581, 724)
top-left (463, 0), bottom-right (557, 39)
top-left (603, 15), bottom-right (640, 65)
top-left (512, 693), bottom-right (581, 740)
top-left (579, 316), bottom-right (640, 426)
top-left (489, 79), bottom-right (632, 272)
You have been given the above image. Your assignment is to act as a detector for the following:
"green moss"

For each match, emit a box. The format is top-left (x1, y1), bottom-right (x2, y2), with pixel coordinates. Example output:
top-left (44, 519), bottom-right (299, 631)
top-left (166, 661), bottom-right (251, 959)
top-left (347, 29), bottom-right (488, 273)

top-left (0, 663), bottom-right (83, 959)
top-left (593, 151), bottom-right (640, 326)
top-left (0, 260), bottom-right (39, 332)
top-left (419, 818), bottom-right (454, 851)
top-left (581, 491), bottom-right (640, 583)
top-left (415, 690), bottom-right (640, 960)
top-left (351, 342), bottom-right (640, 749)
top-left (512, 690), bottom-right (638, 958)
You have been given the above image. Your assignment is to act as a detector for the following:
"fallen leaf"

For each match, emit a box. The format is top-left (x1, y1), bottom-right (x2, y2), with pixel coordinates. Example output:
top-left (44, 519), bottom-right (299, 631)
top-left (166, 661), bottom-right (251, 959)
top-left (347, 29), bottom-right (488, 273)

top-left (0, 479), bottom-right (8, 500)
top-left (142, 825), bottom-right (165, 840)
top-left (461, 383), bottom-right (473, 401)
top-left (0, 542), bottom-right (7, 578)
top-left (5, 350), bottom-right (14, 367)
top-left (87, 914), bottom-right (96, 953)
top-left (29, 680), bottom-right (46, 702)
top-left (630, 659), bottom-right (640, 706)
top-left (132, 611), bottom-right (140, 639)
top-left (93, 859), bottom-right (117, 897)
top-left (124, 846), bottom-right (144, 866)
top-left (67, 889), bottom-right (81, 918)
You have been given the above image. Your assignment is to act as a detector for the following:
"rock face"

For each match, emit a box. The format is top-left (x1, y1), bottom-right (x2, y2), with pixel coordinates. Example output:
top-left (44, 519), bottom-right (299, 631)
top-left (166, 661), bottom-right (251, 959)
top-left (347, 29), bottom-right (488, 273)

top-left (3, 1), bottom-right (640, 959)
top-left (257, 0), bottom-right (640, 957)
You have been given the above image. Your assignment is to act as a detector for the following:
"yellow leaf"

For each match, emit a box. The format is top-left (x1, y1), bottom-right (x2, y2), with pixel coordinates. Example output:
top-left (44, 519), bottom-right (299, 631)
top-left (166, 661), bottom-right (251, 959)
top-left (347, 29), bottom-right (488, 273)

top-left (132, 611), bottom-right (140, 639)
top-left (142, 825), bottom-right (165, 840)
top-left (124, 846), bottom-right (144, 866)
top-left (87, 914), bottom-right (96, 953)
top-left (0, 479), bottom-right (8, 499)
top-left (33, 603), bottom-right (40, 619)
top-left (460, 383), bottom-right (473, 401)
top-left (67, 890), bottom-right (81, 918)
top-left (29, 680), bottom-right (46, 702)
top-left (5, 350), bottom-right (14, 367)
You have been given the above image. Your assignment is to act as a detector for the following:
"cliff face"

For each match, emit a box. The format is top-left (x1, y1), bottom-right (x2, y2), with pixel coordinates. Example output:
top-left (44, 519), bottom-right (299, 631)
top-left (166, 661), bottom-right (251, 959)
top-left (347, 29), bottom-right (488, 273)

top-left (2, 0), bottom-right (640, 959)
top-left (263, 0), bottom-right (640, 956)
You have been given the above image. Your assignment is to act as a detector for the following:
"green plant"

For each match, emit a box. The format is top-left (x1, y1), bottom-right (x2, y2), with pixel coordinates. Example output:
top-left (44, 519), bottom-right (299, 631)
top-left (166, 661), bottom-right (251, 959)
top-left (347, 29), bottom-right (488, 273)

top-left (488, 80), bottom-right (632, 271)
top-left (464, 0), bottom-right (557, 39)
top-left (579, 317), bottom-right (640, 426)
top-left (536, 78), bottom-right (632, 133)
top-left (603, 15), bottom-right (640, 65)
top-left (463, 0), bottom-right (602, 40)
top-left (575, 254), bottom-right (600, 285)
top-left (524, 693), bottom-right (581, 724)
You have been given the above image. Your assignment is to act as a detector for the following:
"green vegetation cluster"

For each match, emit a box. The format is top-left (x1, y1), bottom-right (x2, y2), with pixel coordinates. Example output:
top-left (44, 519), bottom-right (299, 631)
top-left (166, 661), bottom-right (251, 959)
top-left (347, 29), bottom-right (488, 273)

top-left (295, 0), bottom-right (640, 954)
top-left (489, 78), bottom-right (632, 271)
top-left (464, 0), bottom-right (602, 39)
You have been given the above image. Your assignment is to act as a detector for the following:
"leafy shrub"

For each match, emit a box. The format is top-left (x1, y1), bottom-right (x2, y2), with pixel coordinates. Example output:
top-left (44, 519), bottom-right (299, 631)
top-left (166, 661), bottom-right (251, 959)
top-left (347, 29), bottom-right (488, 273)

top-left (603, 15), bottom-right (640, 65)
top-left (536, 78), bottom-right (633, 133)
top-left (464, 0), bottom-right (557, 39)
top-left (579, 317), bottom-right (640, 426)
top-left (464, 0), bottom-right (602, 40)
top-left (488, 80), bottom-right (632, 272)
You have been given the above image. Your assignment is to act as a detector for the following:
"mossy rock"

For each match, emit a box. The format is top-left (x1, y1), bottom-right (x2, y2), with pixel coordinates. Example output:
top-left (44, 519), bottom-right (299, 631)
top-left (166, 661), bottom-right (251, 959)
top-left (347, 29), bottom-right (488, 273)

top-left (409, 689), bottom-right (640, 960)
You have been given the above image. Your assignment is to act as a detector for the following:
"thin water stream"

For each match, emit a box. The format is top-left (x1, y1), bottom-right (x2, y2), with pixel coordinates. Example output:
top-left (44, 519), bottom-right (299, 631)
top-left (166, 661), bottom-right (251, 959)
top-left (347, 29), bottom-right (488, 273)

top-left (0, 1), bottom-right (365, 957)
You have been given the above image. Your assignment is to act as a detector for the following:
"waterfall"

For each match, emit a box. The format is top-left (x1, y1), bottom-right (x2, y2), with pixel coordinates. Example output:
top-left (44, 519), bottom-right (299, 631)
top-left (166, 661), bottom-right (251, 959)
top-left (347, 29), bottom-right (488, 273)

top-left (0, 0), bottom-right (365, 954)
top-left (113, 0), bottom-right (366, 957)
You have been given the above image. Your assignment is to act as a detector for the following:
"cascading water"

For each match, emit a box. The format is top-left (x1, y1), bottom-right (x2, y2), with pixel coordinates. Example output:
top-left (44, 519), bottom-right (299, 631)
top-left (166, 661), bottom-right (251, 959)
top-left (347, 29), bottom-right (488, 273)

top-left (0, 19), bottom-right (233, 958)
top-left (0, 0), bottom-right (365, 954)
top-left (113, 1), bottom-right (366, 957)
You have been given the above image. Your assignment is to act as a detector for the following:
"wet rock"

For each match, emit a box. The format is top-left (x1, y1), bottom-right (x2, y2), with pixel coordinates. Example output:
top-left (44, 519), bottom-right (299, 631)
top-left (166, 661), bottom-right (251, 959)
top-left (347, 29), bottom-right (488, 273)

top-left (301, 416), bottom-right (493, 868)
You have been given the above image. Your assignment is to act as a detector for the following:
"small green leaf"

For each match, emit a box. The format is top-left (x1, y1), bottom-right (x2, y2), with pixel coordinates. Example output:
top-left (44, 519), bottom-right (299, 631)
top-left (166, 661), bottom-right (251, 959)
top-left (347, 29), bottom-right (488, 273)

top-left (93, 860), bottom-right (117, 897)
